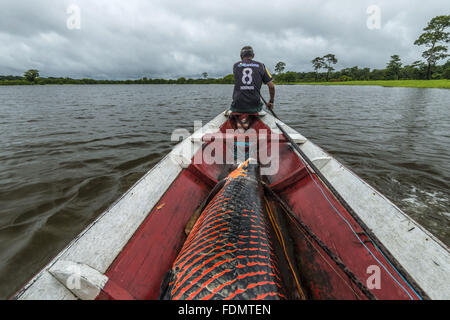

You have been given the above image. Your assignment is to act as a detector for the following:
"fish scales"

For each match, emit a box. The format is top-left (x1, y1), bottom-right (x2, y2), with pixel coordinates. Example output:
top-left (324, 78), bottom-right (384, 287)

top-left (161, 160), bottom-right (286, 300)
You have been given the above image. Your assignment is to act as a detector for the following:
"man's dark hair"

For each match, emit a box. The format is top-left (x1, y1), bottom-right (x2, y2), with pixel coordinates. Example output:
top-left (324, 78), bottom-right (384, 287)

top-left (240, 46), bottom-right (254, 59)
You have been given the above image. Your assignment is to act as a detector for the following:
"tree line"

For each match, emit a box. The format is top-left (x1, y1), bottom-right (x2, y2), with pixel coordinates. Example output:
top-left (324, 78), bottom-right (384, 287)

top-left (0, 73), bottom-right (235, 86)
top-left (274, 55), bottom-right (450, 83)
top-left (274, 15), bottom-right (450, 83)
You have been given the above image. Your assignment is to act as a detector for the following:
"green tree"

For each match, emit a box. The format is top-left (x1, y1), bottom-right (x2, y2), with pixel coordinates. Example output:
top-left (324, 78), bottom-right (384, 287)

top-left (278, 71), bottom-right (297, 83)
top-left (202, 72), bottom-right (208, 79)
top-left (24, 69), bottom-right (40, 82)
top-left (386, 55), bottom-right (402, 80)
top-left (443, 67), bottom-right (450, 79)
top-left (414, 15), bottom-right (450, 80)
top-left (323, 54), bottom-right (338, 81)
top-left (222, 74), bottom-right (234, 84)
top-left (311, 57), bottom-right (325, 81)
top-left (370, 69), bottom-right (385, 80)
top-left (403, 61), bottom-right (427, 79)
top-left (274, 61), bottom-right (286, 74)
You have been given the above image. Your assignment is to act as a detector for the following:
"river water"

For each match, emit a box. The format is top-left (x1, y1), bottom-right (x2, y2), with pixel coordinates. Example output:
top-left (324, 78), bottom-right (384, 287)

top-left (0, 84), bottom-right (449, 298)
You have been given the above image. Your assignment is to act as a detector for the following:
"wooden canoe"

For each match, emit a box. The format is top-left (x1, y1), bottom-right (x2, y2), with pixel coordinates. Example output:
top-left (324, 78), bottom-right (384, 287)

top-left (13, 110), bottom-right (450, 300)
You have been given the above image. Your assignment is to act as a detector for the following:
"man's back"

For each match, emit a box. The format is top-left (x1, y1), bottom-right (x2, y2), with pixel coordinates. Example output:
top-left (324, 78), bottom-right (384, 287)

top-left (232, 59), bottom-right (273, 113)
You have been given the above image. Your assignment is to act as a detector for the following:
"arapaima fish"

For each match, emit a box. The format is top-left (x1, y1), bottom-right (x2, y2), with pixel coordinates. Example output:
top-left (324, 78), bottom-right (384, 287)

top-left (160, 159), bottom-right (286, 300)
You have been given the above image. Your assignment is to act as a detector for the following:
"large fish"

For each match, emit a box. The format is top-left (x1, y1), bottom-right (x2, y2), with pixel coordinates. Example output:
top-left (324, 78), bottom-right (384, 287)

top-left (160, 159), bottom-right (286, 300)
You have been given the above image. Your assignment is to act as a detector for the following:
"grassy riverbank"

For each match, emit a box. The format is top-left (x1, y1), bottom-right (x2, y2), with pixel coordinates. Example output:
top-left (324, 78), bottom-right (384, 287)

top-left (283, 80), bottom-right (450, 89)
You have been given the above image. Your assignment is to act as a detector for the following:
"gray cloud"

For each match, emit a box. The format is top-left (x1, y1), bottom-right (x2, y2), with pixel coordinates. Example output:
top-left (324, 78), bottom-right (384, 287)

top-left (0, 0), bottom-right (448, 79)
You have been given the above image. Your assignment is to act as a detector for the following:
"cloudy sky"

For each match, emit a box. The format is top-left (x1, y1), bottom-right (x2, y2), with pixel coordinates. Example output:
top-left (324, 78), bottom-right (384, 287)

top-left (0, 0), bottom-right (448, 79)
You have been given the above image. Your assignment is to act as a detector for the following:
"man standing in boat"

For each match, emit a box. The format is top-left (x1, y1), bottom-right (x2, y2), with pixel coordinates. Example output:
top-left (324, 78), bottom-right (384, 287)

top-left (231, 46), bottom-right (275, 114)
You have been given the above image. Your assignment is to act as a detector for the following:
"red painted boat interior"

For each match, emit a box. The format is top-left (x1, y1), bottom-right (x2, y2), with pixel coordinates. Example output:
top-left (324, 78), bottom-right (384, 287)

top-left (99, 116), bottom-right (422, 300)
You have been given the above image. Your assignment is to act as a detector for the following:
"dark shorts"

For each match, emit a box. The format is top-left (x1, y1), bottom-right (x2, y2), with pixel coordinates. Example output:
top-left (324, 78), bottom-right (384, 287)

top-left (230, 102), bottom-right (263, 114)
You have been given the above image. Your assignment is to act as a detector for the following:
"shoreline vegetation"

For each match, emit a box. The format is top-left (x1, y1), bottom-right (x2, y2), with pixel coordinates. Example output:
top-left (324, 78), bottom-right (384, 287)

top-left (1, 77), bottom-right (449, 89)
top-left (282, 80), bottom-right (450, 89)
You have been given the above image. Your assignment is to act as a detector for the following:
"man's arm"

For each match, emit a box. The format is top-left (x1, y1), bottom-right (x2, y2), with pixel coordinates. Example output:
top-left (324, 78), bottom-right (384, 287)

top-left (267, 81), bottom-right (275, 110)
top-left (262, 64), bottom-right (275, 109)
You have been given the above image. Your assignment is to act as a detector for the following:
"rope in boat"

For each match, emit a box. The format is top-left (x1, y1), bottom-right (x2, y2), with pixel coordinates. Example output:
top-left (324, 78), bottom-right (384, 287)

top-left (239, 90), bottom-right (424, 299)
top-left (275, 122), bottom-right (425, 300)
top-left (290, 214), bottom-right (365, 299)
top-left (263, 183), bottom-right (377, 300)
top-left (264, 197), bottom-right (307, 300)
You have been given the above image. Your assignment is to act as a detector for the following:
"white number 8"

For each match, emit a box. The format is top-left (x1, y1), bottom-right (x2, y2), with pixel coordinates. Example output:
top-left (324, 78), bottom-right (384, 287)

top-left (242, 68), bottom-right (253, 85)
